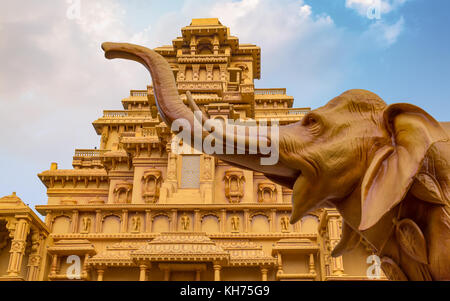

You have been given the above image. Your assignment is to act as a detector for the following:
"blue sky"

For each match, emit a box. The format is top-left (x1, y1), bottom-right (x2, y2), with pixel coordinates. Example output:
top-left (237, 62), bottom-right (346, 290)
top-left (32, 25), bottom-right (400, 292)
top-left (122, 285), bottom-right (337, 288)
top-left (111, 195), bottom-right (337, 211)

top-left (0, 0), bottom-right (449, 217)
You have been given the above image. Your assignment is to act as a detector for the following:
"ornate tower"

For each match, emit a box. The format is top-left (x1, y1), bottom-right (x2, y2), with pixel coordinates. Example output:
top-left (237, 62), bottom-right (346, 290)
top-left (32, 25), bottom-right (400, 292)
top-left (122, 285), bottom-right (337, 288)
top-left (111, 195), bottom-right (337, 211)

top-left (0, 18), bottom-right (377, 281)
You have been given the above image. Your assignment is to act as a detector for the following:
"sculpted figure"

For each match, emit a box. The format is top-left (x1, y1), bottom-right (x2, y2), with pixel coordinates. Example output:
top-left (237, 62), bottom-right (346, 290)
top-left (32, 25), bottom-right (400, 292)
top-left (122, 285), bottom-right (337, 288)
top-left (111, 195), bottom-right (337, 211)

top-left (81, 217), bottom-right (91, 233)
top-left (101, 42), bottom-right (450, 280)
top-left (281, 216), bottom-right (290, 232)
top-left (231, 215), bottom-right (240, 232)
top-left (131, 215), bottom-right (141, 232)
top-left (181, 214), bottom-right (190, 231)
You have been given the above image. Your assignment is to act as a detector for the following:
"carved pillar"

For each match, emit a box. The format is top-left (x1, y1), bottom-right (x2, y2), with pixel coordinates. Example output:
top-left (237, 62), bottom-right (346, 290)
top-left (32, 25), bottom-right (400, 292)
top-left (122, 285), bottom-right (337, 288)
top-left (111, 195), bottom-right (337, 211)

top-left (243, 209), bottom-right (249, 233)
top-left (145, 210), bottom-right (152, 233)
top-left (121, 210), bottom-right (128, 233)
top-left (163, 268), bottom-right (170, 281)
top-left (95, 210), bottom-right (102, 233)
top-left (261, 268), bottom-right (269, 281)
top-left (71, 210), bottom-right (79, 233)
top-left (45, 211), bottom-right (53, 228)
top-left (220, 209), bottom-right (226, 232)
top-left (276, 252), bottom-right (283, 275)
top-left (327, 214), bottom-right (345, 276)
top-left (160, 147), bottom-right (177, 204)
top-left (270, 209), bottom-right (276, 232)
top-left (206, 64), bottom-right (213, 81)
top-left (167, 151), bottom-right (177, 181)
top-left (7, 217), bottom-right (31, 277)
top-left (220, 64), bottom-right (227, 82)
top-left (171, 209), bottom-right (177, 231)
top-left (213, 264), bottom-right (221, 281)
top-left (101, 126), bottom-right (109, 149)
top-left (97, 268), bottom-right (105, 281)
top-left (194, 210), bottom-right (200, 232)
top-left (139, 264), bottom-right (148, 281)
top-left (50, 254), bottom-right (58, 277)
top-left (195, 269), bottom-right (201, 281)
top-left (309, 253), bottom-right (316, 275)
top-left (26, 231), bottom-right (44, 281)
top-left (190, 35), bottom-right (197, 55)
top-left (178, 65), bottom-right (186, 81)
top-left (213, 35), bottom-right (219, 55)
top-left (192, 65), bottom-right (200, 81)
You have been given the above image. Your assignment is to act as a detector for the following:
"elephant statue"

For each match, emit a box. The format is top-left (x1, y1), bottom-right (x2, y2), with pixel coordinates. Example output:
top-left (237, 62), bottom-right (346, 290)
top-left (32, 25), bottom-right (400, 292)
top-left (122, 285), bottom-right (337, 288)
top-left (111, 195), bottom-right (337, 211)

top-left (101, 42), bottom-right (450, 281)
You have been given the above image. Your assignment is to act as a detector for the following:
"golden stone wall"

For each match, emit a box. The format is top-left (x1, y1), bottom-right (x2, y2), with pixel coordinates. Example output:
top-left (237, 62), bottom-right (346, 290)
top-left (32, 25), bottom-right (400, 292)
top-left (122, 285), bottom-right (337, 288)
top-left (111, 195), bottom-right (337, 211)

top-left (0, 18), bottom-right (380, 281)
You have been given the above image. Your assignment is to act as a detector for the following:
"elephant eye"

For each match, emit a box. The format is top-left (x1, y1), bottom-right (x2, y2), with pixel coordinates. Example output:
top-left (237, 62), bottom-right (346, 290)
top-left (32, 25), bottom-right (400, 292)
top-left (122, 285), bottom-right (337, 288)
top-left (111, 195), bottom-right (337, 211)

top-left (303, 114), bottom-right (321, 134)
top-left (303, 114), bottom-right (318, 126)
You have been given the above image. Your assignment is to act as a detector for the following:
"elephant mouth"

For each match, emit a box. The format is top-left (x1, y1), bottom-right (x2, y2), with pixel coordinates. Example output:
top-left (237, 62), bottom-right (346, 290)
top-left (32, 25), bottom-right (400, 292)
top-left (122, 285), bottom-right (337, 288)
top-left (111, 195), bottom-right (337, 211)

top-left (288, 157), bottom-right (320, 224)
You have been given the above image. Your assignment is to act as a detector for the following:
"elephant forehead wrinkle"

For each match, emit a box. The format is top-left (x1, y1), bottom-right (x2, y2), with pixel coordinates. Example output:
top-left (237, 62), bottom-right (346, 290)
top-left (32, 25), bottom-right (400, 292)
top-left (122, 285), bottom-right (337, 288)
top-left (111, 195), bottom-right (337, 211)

top-left (281, 136), bottom-right (305, 157)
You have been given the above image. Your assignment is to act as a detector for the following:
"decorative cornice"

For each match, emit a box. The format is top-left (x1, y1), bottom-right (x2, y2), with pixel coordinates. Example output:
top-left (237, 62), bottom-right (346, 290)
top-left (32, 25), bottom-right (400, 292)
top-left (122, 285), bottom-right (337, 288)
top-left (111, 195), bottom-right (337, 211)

top-left (36, 203), bottom-right (295, 215)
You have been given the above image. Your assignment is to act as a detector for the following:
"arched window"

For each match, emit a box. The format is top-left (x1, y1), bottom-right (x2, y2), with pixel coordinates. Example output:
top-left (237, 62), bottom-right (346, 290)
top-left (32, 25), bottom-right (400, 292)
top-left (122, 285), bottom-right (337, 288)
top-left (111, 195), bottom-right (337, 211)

top-left (152, 215), bottom-right (170, 233)
top-left (301, 215), bottom-right (319, 234)
top-left (52, 216), bottom-right (71, 233)
top-left (251, 214), bottom-right (270, 233)
top-left (201, 215), bottom-right (220, 233)
top-left (102, 215), bottom-right (121, 233)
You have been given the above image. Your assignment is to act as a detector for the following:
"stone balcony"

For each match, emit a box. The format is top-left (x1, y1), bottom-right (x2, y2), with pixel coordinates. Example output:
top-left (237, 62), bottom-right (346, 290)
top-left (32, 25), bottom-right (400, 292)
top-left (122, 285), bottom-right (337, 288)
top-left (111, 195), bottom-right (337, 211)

top-left (254, 88), bottom-right (286, 95)
top-left (72, 149), bottom-right (108, 169)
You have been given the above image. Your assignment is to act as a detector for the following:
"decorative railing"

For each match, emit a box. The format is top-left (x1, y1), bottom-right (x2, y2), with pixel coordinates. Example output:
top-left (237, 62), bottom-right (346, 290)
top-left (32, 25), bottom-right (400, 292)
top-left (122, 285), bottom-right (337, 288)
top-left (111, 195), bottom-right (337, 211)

top-left (74, 149), bottom-right (108, 157)
top-left (240, 84), bottom-right (254, 94)
top-left (254, 88), bottom-right (286, 95)
top-left (142, 127), bottom-right (157, 137)
top-left (103, 110), bottom-right (128, 117)
top-left (103, 110), bottom-right (151, 117)
top-left (130, 90), bottom-right (148, 97)
top-left (121, 132), bottom-right (136, 138)
top-left (288, 108), bottom-right (310, 115)
top-left (177, 81), bottom-right (224, 92)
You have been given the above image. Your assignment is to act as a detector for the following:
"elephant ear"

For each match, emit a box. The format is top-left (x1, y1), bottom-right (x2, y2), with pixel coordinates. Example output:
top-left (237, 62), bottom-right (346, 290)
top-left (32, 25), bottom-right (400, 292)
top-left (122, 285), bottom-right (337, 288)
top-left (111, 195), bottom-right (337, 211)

top-left (359, 103), bottom-right (448, 231)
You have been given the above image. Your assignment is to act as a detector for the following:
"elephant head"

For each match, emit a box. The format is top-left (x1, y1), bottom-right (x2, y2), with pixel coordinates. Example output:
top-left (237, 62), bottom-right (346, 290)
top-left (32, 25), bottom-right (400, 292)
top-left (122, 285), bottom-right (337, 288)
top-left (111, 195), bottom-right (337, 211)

top-left (101, 43), bottom-right (450, 264)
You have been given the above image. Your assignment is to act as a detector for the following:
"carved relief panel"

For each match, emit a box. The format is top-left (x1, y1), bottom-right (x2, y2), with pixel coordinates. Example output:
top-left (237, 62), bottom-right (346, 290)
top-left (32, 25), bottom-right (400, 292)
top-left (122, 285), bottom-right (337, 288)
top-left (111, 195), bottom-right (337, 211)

top-left (258, 182), bottom-right (277, 203)
top-left (223, 169), bottom-right (245, 203)
top-left (113, 182), bottom-right (133, 204)
top-left (130, 214), bottom-right (142, 233)
top-left (142, 169), bottom-right (162, 203)
top-left (231, 215), bottom-right (240, 232)
top-left (80, 216), bottom-right (91, 234)
top-left (280, 216), bottom-right (290, 232)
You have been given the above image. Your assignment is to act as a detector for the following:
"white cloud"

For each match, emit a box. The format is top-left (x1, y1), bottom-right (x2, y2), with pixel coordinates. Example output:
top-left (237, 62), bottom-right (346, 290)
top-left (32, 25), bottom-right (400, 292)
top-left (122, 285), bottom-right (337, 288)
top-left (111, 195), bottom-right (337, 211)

top-left (357, 16), bottom-right (405, 48)
top-left (0, 0), bottom-right (153, 210)
top-left (159, 0), bottom-right (346, 102)
top-left (0, 0), bottom-right (152, 158)
top-left (346, 0), bottom-right (408, 16)
top-left (0, 0), bottom-right (408, 212)
top-left (345, 0), bottom-right (407, 48)
top-left (206, 0), bottom-right (335, 55)
top-left (369, 16), bottom-right (405, 46)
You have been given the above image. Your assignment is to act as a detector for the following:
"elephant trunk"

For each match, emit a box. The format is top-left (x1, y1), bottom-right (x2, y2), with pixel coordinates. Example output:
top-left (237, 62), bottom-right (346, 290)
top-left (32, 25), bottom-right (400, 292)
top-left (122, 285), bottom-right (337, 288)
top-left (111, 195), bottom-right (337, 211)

top-left (101, 42), bottom-right (300, 186)
top-left (102, 42), bottom-right (192, 128)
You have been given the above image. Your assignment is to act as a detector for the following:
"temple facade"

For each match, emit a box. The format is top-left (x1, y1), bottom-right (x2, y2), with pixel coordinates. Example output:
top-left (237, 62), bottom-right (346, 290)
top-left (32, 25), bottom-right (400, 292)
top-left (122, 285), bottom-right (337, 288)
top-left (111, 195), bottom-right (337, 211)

top-left (0, 18), bottom-right (381, 281)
